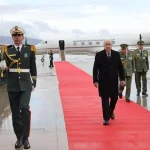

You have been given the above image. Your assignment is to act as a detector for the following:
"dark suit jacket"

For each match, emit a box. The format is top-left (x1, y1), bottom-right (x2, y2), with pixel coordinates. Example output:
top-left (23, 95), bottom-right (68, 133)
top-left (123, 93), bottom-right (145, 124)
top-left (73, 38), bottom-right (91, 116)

top-left (2, 44), bottom-right (37, 92)
top-left (93, 50), bottom-right (125, 97)
top-left (48, 53), bottom-right (53, 60)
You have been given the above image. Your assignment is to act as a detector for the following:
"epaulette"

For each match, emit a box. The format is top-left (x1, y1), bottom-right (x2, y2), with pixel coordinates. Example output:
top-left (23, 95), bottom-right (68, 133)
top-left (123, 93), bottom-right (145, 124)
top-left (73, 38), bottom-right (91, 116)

top-left (2, 45), bottom-right (7, 53)
top-left (143, 50), bottom-right (148, 52)
top-left (129, 51), bottom-right (134, 56)
top-left (31, 45), bottom-right (36, 52)
top-left (133, 49), bottom-right (138, 53)
top-left (25, 44), bottom-right (36, 52)
top-left (7, 45), bottom-right (13, 48)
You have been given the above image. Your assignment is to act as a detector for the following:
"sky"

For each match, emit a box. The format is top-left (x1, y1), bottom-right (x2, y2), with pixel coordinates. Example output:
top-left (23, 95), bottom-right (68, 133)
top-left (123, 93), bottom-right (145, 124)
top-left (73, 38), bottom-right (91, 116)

top-left (0, 0), bottom-right (150, 40)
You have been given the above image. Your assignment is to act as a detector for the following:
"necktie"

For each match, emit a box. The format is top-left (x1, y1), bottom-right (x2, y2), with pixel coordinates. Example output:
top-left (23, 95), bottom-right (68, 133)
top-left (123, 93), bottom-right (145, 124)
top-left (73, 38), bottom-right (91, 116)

top-left (141, 51), bottom-right (142, 56)
top-left (17, 47), bottom-right (20, 57)
top-left (107, 52), bottom-right (111, 58)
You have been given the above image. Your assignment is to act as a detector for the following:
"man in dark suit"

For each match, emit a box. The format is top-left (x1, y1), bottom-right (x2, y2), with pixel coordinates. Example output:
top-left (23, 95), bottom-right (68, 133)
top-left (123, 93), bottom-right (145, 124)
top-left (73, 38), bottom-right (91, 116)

top-left (93, 40), bottom-right (125, 125)
top-left (1, 26), bottom-right (37, 149)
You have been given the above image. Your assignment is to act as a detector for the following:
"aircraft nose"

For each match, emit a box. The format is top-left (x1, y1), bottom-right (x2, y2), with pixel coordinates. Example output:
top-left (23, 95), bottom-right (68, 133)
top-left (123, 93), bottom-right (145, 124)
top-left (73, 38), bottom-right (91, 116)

top-left (35, 44), bottom-right (39, 49)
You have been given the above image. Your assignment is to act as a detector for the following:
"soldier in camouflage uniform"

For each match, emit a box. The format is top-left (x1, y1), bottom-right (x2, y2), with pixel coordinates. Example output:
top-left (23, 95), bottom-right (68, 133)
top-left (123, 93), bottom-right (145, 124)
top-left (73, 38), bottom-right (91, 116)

top-left (0, 26), bottom-right (37, 149)
top-left (119, 44), bottom-right (135, 102)
top-left (134, 40), bottom-right (149, 96)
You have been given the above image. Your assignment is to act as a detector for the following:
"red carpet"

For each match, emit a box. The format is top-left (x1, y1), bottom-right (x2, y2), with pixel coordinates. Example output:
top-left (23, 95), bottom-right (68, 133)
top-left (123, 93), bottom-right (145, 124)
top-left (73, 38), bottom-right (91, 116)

top-left (55, 61), bottom-right (150, 150)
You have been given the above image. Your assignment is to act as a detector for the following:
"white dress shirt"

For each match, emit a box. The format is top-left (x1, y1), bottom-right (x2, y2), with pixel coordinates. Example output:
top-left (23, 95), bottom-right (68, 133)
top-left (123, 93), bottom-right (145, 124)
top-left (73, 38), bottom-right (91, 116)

top-left (14, 44), bottom-right (22, 51)
top-left (106, 51), bottom-right (111, 57)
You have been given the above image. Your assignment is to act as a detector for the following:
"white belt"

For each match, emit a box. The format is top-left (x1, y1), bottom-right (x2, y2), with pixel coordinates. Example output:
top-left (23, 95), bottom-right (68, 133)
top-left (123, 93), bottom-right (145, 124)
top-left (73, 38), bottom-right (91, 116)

top-left (9, 68), bottom-right (30, 73)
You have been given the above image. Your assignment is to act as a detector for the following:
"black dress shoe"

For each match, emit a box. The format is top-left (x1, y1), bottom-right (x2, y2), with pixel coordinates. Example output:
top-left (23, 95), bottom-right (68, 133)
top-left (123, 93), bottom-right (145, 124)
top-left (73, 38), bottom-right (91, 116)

top-left (110, 113), bottom-right (115, 119)
top-left (103, 120), bottom-right (109, 125)
top-left (15, 136), bottom-right (23, 148)
top-left (118, 93), bottom-right (122, 98)
top-left (142, 92), bottom-right (148, 96)
top-left (23, 138), bottom-right (31, 149)
top-left (126, 99), bottom-right (130, 102)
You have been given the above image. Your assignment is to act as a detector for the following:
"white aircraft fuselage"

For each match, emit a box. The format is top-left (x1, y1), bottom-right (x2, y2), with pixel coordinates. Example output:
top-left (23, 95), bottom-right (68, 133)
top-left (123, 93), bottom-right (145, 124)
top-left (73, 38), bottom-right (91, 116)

top-left (36, 33), bottom-right (150, 54)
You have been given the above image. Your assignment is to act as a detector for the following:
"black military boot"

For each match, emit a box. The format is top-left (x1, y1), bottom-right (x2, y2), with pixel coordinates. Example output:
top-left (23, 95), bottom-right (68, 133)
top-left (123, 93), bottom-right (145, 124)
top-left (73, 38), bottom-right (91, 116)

top-left (23, 137), bottom-right (31, 149)
top-left (118, 93), bottom-right (122, 98)
top-left (142, 92), bottom-right (148, 96)
top-left (126, 99), bottom-right (130, 102)
top-left (15, 136), bottom-right (23, 149)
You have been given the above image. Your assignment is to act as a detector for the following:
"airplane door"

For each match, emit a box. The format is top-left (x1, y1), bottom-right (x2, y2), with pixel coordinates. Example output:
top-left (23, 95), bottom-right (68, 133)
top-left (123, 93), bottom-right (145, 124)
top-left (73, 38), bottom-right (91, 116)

top-left (59, 40), bottom-right (65, 50)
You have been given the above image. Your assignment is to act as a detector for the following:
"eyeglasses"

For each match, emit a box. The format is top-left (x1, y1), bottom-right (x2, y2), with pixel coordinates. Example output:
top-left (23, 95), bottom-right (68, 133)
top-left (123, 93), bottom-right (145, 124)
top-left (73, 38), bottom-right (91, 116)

top-left (12, 34), bottom-right (23, 37)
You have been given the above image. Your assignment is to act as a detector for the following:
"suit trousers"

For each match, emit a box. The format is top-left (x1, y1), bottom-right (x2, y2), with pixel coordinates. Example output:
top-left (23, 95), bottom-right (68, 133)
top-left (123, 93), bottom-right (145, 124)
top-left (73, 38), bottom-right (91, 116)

top-left (101, 96), bottom-right (118, 120)
top-left (50, 59), bottom-right (54, 67)
top-left (8, 90), bottom-right (31, 139)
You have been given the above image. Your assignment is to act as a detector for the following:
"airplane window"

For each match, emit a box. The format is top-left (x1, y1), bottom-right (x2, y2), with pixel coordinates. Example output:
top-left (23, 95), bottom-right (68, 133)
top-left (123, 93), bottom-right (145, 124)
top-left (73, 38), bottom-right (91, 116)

top-left (81, 42), bottom-right (85, 45)
top-left (88, 42), bottom-right (92, 45)
top-left (45, 41), bottom-right (47, 44)
top-left (73, 42), bottom-right (77, 46)
top-left (96, 41), bottom-right (100, 45)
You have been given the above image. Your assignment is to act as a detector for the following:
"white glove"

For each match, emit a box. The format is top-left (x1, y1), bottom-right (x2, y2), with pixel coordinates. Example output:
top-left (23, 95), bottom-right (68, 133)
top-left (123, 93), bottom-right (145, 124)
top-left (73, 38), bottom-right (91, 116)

top-left (0, 60), bottom-right (7, 68)
top-left (32, 86), bottom-right (35, 92)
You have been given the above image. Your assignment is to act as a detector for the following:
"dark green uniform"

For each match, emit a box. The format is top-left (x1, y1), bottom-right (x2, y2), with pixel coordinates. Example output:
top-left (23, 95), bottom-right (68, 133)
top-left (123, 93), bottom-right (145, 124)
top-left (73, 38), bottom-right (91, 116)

top-left (1, 44), bottom-right (37, 139)
top-left (120, 51), bottom-right (135, 100)
top-left (134, 49), bottom-right (149, 95)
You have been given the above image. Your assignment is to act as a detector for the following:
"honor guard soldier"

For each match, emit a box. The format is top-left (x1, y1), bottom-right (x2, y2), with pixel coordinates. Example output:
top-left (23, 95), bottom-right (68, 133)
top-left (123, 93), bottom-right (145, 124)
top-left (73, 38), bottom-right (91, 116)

top-left (0, 26), bottom-right (37, 149)
top-left (134, 40), bottom-right (149, 96)
top-left (119, 44), bottom-right (135, 102)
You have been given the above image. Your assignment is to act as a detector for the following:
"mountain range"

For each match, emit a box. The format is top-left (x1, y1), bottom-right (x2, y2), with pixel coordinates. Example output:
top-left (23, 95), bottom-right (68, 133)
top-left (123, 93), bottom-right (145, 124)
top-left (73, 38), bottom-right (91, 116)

top-left (0, 36), bottom-right (42, 45)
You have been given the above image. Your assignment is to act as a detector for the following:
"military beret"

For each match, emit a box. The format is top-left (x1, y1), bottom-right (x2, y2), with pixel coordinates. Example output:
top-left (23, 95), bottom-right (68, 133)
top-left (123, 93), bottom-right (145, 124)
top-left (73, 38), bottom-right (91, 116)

top-left (120, 44), bottom-right (128, 49)
top-left (10, 26), bottom-right (25, 35)
top-left (137, 40), bottom-right (144, 45)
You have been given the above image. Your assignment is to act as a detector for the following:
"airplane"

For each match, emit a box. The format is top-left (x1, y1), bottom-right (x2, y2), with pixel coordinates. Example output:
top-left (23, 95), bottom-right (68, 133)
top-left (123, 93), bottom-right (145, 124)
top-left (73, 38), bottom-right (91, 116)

top-left (35, 33), bottom-right (150, 55)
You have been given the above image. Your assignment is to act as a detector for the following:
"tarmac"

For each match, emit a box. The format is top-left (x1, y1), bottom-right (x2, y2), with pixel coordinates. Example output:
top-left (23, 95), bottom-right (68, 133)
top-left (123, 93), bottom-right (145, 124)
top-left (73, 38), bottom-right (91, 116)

top-left (0, 53), bottom-right (150, 149)
top-left (0, 54), bottom-right (69, 150)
